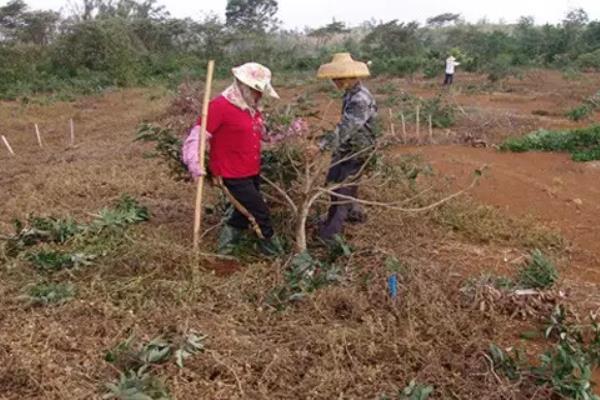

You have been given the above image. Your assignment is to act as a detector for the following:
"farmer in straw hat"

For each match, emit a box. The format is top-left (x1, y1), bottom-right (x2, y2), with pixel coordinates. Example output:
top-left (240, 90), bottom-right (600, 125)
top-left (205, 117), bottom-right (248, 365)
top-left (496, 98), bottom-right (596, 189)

top-left (316, 53), bottom-right (378, 241)
top-left (182, 62), bottom-right (282, 255)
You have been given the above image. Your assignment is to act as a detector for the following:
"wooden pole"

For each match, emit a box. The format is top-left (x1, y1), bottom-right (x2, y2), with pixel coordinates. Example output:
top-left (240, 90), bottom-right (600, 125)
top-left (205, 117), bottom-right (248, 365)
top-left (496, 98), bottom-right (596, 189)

top-left (428, 115), bottom-right (433, 144)
top-left (388, 108), bottom-right (396, 140)
top-left (35, 124), bottom-right (43, 148)
top-left (400, 112), bottom-right (407, 144)
top-left (2, 135), bottom-right (15, 156)
top-left (69, 119), bottom-right (75, 147)
top-left (193, 60), bottom-right (215, 254)
top-left (415, 105), bottom-right (421, 144)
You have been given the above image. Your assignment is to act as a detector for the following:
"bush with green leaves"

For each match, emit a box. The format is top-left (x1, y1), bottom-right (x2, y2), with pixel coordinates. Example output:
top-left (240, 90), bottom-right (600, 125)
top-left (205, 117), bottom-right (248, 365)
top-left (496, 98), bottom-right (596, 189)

top-left (26, 250), bottom-right (95, 272)
top-left (489, 307), bottom-right (600, 400)
top-left (103, 366), bottom-right (170, 400)
top-left (567, 104), bottom-right (594, 121)
top-left (135, 123), bottom-right (188, 181)
top-left (517, 250), bottom-right (558, 289)
top-left (91, 195), bottom-right (150, 231)
top-left (577, 49), bottom-right (600, 71)
top-left (566, 91), bottom-right (600, 121)
top-left (103, 332), bottom-right (206, 399)
top-left (19, 282), bottom-right (75, 306)
top-left (105, 332), bottom-right (207, 372)
top-left (5, 216), bottom-right (81, 256)
top-left (267, 250), bottom-right (344, 309)
top-left (500, 124), bottom-right (600, 161)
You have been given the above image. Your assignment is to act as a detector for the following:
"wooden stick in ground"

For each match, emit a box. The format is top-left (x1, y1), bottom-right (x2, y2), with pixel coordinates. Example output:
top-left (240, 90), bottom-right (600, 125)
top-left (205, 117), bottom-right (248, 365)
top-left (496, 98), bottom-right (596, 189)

top-left (415, 104), bottom-right (421, 144)
top-left (35, 124), bottom-right (43, 148)
top-left (69, 119), bottom-right (75, 147)
top-left (1, 135), bottom-right (15, 156)
top-left (388, 108), bottom-right (396, 140)
top-left (193, 60), bottom-right (215, 254)
top-left (428, 115), bottom-right (433, 144)
top-left (400, 112), bottom-right (407, 144)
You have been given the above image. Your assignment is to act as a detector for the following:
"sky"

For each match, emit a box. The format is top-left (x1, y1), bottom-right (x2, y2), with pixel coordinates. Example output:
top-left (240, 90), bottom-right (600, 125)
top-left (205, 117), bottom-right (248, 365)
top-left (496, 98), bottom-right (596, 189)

top-left (14, 0), bottom-right (600, 29)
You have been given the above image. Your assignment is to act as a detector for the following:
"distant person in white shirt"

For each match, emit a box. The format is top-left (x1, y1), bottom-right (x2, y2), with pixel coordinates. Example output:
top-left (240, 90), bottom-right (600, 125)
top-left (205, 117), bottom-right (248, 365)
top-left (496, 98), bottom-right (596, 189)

top-left (444, 56), bottom-right (460, 85)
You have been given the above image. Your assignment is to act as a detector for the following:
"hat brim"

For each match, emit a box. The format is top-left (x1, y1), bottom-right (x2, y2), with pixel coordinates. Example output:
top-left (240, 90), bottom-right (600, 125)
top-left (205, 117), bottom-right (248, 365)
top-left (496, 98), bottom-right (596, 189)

top-left (265, 83), bottom-right (280, 99)
top-left (232, 67), bottom-right (279, 99)
top-left (317, 62), bottom-right (370, 80)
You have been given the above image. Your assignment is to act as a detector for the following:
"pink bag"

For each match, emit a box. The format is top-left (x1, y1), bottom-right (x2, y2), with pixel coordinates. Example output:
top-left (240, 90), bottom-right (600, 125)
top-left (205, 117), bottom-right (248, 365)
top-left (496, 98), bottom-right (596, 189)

top-left (182, 125), bottom-right (211, 178)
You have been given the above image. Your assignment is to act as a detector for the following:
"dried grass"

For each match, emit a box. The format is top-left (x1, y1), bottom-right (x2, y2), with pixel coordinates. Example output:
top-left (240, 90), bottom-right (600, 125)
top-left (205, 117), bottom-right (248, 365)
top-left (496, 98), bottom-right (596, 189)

top-left (0, 81), bottom-right (592, 399)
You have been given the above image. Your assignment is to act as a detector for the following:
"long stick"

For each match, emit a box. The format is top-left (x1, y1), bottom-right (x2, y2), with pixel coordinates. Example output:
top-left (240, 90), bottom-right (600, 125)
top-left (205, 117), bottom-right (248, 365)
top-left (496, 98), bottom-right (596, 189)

top-left (388, 108), bottom-right (396, 139)
top-left (193, 60), bottom-right (215, 253)
top-left (428, 114), bottom-right (433, 144)
top-left (415, 104), bottom-right (421, 144)
top-left (400, 112), bottom-right (407, 143)
top-left (69, 119), bottom-right (75, 147)
top-left (1, 135), bottom-right (15, 156)
top-left (35, 124), bottom-right (43, 148)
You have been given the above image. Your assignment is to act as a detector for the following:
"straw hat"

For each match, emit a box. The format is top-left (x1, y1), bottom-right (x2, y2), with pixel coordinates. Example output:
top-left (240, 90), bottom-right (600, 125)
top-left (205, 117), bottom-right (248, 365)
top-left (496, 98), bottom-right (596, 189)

top-left (317, 53), bottom-right (370, 79)
top-left (232, 62), bottom-right (280, 99)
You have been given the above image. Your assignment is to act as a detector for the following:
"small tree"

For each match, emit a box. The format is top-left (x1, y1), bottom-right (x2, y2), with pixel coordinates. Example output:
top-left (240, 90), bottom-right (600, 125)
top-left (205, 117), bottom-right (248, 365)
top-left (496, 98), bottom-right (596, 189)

top-left (225, 0), bottom-right (279, 34)
top-left (426, 13), bottom-right (462, 27)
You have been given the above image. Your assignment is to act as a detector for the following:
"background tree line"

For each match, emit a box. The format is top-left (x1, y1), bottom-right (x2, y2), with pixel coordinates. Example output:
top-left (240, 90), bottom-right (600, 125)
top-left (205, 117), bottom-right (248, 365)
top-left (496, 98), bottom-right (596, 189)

top-left (1, 0), bottom-right (600, 99)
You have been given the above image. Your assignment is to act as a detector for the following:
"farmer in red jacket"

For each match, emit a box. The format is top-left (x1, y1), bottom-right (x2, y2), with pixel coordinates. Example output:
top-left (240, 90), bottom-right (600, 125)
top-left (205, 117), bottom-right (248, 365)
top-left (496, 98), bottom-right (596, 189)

top-left (183, 62), bottom-right (281, 255)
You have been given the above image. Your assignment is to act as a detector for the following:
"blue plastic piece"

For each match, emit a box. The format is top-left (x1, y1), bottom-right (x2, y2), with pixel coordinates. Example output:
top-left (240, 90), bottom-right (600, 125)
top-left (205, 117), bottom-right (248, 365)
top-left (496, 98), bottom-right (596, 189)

top-left (387, 274), bottom-right (398, 299)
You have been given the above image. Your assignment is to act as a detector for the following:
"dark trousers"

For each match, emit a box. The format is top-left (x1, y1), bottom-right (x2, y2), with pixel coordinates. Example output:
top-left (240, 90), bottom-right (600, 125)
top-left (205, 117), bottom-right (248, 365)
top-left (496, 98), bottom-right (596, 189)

top-left (443, 73), bottom-right (454, 85)
top-left (319, 157), bottom-right (364, 240)
top-left (223, 176), bottom-right (274, 239)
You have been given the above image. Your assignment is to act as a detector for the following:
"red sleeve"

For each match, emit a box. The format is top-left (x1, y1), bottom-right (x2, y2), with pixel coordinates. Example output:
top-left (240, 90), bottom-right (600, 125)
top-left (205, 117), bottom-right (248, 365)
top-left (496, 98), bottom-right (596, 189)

top-left (195, 98), bottom-right (223, 134)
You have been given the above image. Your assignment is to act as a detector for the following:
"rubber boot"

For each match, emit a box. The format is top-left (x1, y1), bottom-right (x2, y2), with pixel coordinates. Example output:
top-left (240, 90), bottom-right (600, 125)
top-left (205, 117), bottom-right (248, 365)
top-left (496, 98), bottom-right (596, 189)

top-left (217, 225), bottom-right (244, 254)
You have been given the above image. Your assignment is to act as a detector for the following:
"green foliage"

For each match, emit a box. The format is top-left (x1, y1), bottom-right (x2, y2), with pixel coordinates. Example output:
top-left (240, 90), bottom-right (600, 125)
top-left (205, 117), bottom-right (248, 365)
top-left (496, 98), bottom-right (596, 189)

top-left (103, 366), bottom-right (170, 400)
top-left (225, 0), bottom-right (279, 33)
top-left (380, 380), bottom-right (434, 400)
top-left (135, 123), bottom-right (188, 181)
top-left (420, 96), bottom-right (456, 128)
top-left (485, 53), bottom-right (514, 82)
top-left (577, 49), bottom-right (600, 71)
top-left (5, 216), bottom-right (81, 256)
top-left (91, 195), bottom-right (150, 231)
top-left (105, 332), bottom-right (207, 371)
top-left (567, 104), bottom-right (593, 121)
top-left (52, 18), bottom-right (147, 86)
top-left (500, 125), bottom-right (600, 162)
top-left (3, 4), bottom-right (600, 98)
top-left (267, 251), bottom-right (342, 308)
top-left (19, 282), bottom-right (75, 306)
top-left (488, 344), bottom-right (523, 381)
top-left (517, 250), bottom-right (558, 289)
top-left (362, 20), bottom-right (421, 60)
top-left (490, 309), bottom-right (600, 400)
top-left (372, 56), bottom-right (424, 77)
top-left (26, 250), bottom-right (95, 272)
top-left (400, 380), bottom-right (434, 400)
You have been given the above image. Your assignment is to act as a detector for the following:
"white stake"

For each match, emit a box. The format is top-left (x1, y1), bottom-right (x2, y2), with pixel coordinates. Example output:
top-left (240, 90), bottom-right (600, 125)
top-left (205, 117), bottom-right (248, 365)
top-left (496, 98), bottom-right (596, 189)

top-left (35, 124), bottom-right (43, 148)
top-left (428, 115), bottom-right (433, 144)
top-left (69, 119), bottom-right (75, 147)
top-left (2, 135), bottom-right (15, 156)
top-left (416, 105), bottom-right (421, 144)
top-left (388, 108), bottom-right (396, 139)
top-left (400, 112), bottom-right (407, 144)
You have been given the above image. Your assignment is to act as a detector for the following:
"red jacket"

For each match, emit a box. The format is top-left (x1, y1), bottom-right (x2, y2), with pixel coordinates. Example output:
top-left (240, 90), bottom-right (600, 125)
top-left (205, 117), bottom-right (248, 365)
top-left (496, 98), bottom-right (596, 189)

top-left (197, 95), bottom-right (264, 179)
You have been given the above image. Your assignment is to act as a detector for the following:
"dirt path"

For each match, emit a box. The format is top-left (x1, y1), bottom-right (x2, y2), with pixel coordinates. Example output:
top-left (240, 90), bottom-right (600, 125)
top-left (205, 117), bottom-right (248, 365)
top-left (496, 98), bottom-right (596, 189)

top-left (409, 145), bottom-right (600, 286)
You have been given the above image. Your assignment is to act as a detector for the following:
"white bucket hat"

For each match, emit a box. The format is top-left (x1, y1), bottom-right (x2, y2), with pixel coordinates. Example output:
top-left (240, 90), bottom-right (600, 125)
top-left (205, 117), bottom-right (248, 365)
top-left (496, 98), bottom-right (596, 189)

top-left (232, 62), bottom-right (280, 99)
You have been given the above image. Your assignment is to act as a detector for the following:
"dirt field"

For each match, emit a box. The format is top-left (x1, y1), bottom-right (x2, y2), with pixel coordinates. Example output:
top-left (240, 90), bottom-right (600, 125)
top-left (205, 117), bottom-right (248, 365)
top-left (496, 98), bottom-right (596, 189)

top-left (1, 70), bottom-right (600, 399)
